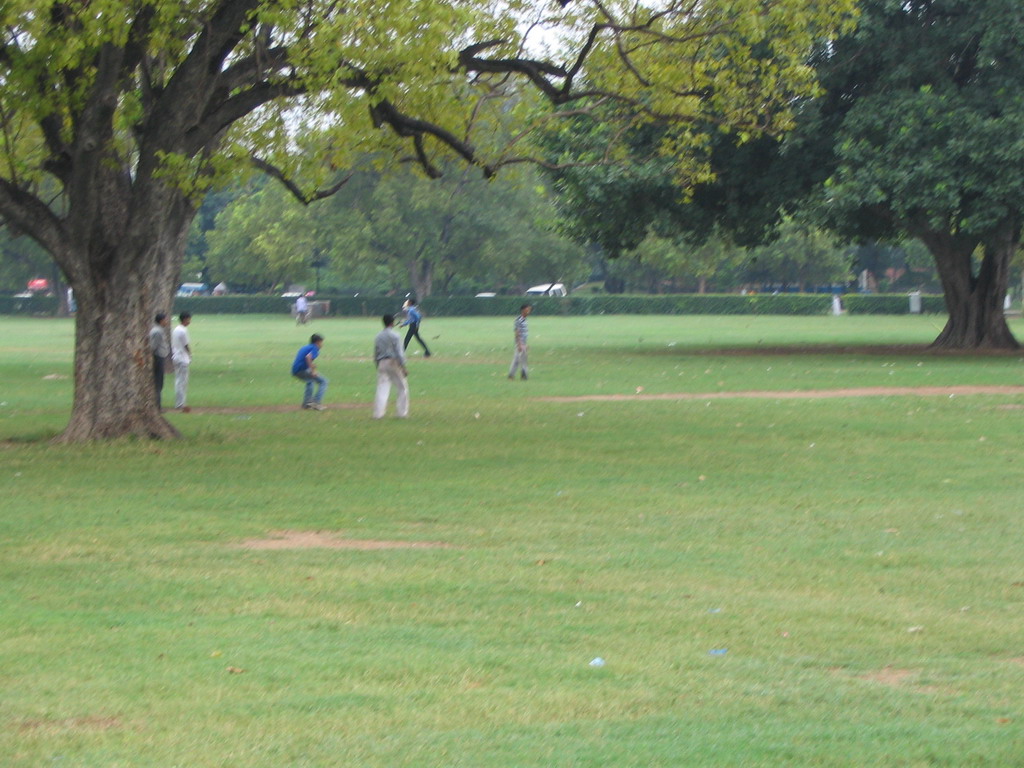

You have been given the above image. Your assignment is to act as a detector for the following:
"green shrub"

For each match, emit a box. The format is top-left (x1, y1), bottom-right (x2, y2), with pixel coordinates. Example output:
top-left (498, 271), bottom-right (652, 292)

top-left (172, 295), bottom-right (295, 314)
top-left (410, 294), bottom-right (835, 316)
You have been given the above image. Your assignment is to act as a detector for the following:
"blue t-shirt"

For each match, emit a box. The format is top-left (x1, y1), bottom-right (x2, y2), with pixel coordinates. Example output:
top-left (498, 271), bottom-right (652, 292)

top-left (292, 343), bottom-right (319, 374)
top-left (402, 305), bottom-right (422, 326)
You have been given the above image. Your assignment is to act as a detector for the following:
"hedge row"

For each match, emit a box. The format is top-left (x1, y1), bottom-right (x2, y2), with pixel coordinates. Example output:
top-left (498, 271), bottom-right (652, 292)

top-left (172, 293), bottom-right (944, 317)
top-left (841, 294), bottom-right (946, 315)
top-left (0, 295), bottom-right (59, 315)
top-left (1, 292), bottom-right (946, 317)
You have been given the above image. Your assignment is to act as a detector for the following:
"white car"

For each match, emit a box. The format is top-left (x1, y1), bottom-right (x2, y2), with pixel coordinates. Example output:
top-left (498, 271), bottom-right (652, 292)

top-left (525, 282), bottom-right (567, 297)
top-left (177, 282), bottom-right (208, 297)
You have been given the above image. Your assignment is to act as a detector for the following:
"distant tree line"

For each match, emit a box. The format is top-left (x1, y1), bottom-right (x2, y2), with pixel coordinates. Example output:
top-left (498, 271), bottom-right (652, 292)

top-left (2, 164), bottom-right (945, 301)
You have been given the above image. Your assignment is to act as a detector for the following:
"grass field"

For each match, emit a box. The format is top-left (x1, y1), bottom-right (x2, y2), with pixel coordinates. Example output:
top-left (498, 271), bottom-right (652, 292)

top-left (2, 314), bottom-right (1024, 766)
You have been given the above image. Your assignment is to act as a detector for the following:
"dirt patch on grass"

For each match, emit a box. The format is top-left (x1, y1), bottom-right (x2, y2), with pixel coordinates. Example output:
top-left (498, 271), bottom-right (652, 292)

top-left (162, 385), bottom-right (1024, 414)
top-left (539, 385), bottom-right (1024, 403)
top-left (165, 402), bottom-right (365, 415)
top-left (858, 666), bottom-right (917, 687)
top-left (235, 530), bottom-right (454, 551)
top-left (19, 716), bottom-right (123, 733)
top-left (832, 666), bottom-right (946, 695)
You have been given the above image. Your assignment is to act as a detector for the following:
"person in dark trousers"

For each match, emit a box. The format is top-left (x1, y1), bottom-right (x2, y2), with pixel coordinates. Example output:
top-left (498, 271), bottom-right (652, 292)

top-left (400, 298), bottom-right (431, 357)
top-left (149, 312), bottom-right (170, 408)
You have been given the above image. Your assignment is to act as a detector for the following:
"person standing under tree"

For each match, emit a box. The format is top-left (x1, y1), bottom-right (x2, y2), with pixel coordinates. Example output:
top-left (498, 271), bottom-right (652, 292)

top-left (373, 314), bottom-right (409, 419)
top-left (399, 298), bottom-right (431, 357)
top-left (149, 312), bottom-right (170, 409)
top-left (292, 333), bottom-right (328, 410)
top-left (508, 303), bottom-right (531, 380)
top-left (171, 311), bottom-right (193, 412)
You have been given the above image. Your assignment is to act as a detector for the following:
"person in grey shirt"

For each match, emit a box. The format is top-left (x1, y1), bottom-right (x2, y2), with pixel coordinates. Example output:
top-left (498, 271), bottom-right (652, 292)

top-left (508, 303), bottom-right (531, 380)
top-left (149, 312), bottom-right (170, 408)
top-left (373, 314), bottom-right (409, 419)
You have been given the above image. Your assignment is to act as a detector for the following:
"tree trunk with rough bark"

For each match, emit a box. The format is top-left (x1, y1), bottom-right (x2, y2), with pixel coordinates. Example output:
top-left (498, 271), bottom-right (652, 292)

top-left (408, 257), bottom-right (433, 300)
top-left (921, 223), bottom-right (1020, 350)
top-left (54, 189), bottom-right (193, 442)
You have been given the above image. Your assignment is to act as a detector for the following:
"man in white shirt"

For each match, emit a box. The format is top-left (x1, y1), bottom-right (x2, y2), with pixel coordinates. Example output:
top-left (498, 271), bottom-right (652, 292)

top-left (171, 312), bottom-right (193, 412)
top-left (294, 294), bottom-right (309, 324)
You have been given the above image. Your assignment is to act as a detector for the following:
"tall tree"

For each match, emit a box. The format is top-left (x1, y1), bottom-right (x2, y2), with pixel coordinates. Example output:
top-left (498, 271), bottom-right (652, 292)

top-left (743, 218), bottom-right (851, 292)
top-left (0, 0), bottom-right (856, 440)
top-left (321, 166), bottom-right (584, 298)
top-left (545, 113), bottom-right (826, 262)
top-left (204, 179), bottom-right (329, 293)
top-left (202, 166), bottom-right (586, 296)
top-left (801, 0), bottom-right (1024, 348)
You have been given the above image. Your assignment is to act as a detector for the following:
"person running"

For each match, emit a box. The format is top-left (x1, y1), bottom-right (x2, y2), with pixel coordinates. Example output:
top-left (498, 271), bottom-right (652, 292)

top-left (400, 298), bottom-right (431, 357)
top-left (373, 314), bottom-right (409, 419)
top-left (292, 334), bottom-right (328, 410)
top-left (508, 303), bottom-right (531, 380)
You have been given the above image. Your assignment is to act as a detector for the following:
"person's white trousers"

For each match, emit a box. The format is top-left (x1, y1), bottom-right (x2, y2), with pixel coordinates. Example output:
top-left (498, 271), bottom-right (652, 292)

top-left (174, 361), bottom-right (190, 408)
top-left (373, 358), bottom-right (409, 418)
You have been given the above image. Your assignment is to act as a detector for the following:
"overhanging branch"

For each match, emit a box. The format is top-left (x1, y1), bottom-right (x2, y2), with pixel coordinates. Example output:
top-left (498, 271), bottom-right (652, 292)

top-left (369, 98), bottom-right (488, 175)
top-left (250, 155), bottom-right (353, 205)
top-left (0, 177), bottom-right (69, 268)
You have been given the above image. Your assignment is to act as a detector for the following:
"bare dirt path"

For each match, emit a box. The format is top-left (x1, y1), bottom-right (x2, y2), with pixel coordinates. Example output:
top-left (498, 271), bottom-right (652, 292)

top-left (172, 385), bottom-right (1024, 414)
top-left (234, 530), bottom-right (454, 551)
top-left (166, 402), bottom-right (365, 415)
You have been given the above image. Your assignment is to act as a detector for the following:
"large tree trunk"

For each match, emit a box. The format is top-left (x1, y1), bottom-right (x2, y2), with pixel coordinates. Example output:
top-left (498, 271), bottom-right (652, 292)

top-left (54, 195), bottom-right (193, 442)
top-left (922, 223), bottom-right (1019, 350)
top-left (408, 257), bottom-right (433, 300)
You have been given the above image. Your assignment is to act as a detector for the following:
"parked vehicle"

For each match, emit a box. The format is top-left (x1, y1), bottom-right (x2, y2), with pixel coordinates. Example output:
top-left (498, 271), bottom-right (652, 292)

top-left (177, 282), bottom-right (208, 296)
top-left (14, 277), bottom-right (53, 298)
top-left (525, 282), bottom-right (567, 297)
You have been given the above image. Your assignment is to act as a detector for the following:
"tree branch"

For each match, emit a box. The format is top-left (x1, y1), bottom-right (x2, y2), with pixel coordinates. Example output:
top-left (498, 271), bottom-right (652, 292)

top-left (250, 155), bottom-right (353, 205)
top-left (182, 79), bottom-right (306, 155)
top-left (0, 177), bottom-right (68, 266)
top-left (149, 0), bottom-right (263, 139)
top-left (459, 40), bottom-right (574, 104)
top-left (369, 98), bottom-right (489, 175)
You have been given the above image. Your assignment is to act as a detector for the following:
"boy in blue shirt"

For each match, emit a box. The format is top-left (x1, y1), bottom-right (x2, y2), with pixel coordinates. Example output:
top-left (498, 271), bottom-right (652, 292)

top-left (292, 334), bottom-right (327, 410)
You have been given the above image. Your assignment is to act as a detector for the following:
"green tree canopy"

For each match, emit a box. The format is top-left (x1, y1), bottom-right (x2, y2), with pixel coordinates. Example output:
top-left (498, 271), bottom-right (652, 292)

top-left (797, 0), bottom-right (1024, 348)
top-left (202, 165), bottom-right (586, 297)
